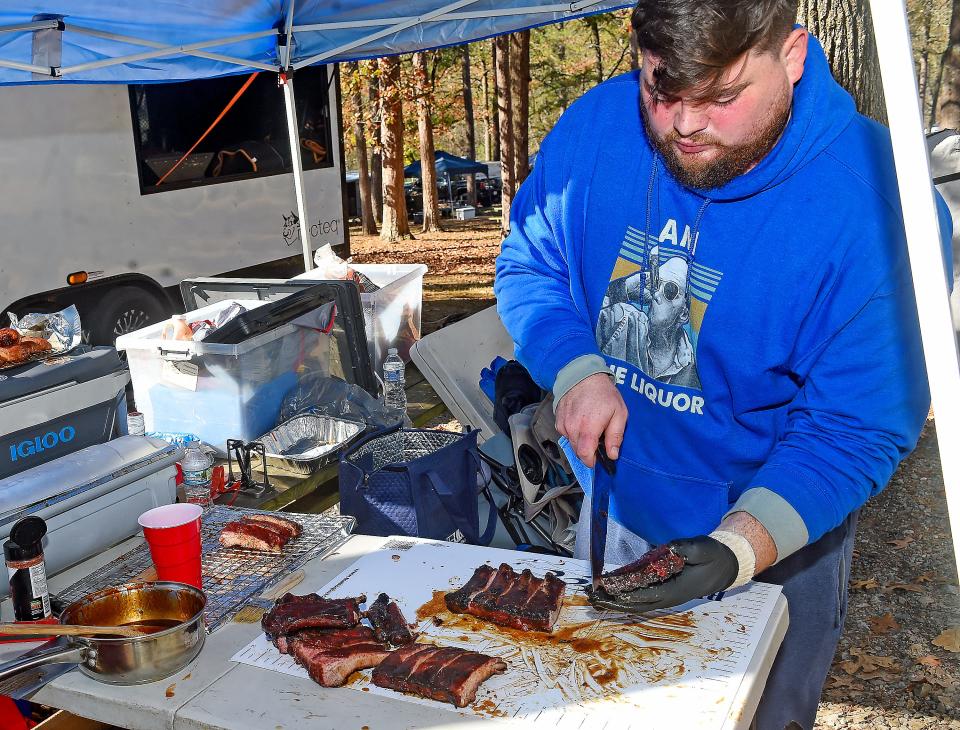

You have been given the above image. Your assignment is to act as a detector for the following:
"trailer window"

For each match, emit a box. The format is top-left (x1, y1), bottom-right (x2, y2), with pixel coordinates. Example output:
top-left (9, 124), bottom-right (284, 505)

top-left (129, 67), bottom-right (334, 195)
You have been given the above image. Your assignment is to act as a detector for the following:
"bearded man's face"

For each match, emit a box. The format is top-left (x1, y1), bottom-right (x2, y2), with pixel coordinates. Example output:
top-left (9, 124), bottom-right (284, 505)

top-left (639, 48), bottom-right (797, 190)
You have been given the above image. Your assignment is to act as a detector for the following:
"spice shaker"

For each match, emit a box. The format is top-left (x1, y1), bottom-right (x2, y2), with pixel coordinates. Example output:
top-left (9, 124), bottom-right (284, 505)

top-left (5, 516), bottom-right (51, 621)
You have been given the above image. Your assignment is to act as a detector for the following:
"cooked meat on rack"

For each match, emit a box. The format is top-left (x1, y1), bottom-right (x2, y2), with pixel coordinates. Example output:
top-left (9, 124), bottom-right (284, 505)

top-left (0, 329), bottom-right (19, 347)
top-left (445, 563), bottom-right (566, 632)
top-left (366, 593), bottom-right (416, 647)
top-left (372, 643), bottom-right (507, 707)
top-left (261, 593), bottom-right (366, 640)
top-left (241, 513), bottom-right (302, 539)
top-left (284, 626), bottom-right (390, 687)
top-left (219, 520), bottom-right (287, 552)
top-left (598, 545), bottom-right (686, 596)
top-left (19, 337), bottom-right (52, 354)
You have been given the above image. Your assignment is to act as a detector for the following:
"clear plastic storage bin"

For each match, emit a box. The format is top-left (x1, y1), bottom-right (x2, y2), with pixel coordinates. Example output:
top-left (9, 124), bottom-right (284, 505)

top-left (116, 299), bottom-right (333, 454)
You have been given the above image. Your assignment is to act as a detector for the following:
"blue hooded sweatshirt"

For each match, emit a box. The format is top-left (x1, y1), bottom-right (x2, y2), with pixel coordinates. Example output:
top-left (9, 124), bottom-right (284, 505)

top-left (495, 36), bottom-right (952, 558)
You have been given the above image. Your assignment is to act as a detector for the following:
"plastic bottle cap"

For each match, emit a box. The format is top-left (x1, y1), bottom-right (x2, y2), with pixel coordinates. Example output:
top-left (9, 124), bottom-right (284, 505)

top-left (173, 314), bottom-right (187, 321)
top-left (5, 516), bottom-right (47, 562)
top-left (388, 348), bottom-right (398, 355)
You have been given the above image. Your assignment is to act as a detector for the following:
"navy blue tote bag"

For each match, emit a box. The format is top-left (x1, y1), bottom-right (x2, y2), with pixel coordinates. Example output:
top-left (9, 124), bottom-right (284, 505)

top-left (339, 425), bottom-right (497, 545)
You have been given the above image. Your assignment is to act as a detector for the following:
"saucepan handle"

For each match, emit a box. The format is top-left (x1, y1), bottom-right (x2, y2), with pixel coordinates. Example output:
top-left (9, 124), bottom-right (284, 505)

top-left (0, 643), bottom-right (90, 682)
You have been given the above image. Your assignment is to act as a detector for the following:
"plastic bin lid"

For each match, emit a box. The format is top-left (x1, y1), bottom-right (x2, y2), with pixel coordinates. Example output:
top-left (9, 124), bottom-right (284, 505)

top-left (180, 278), bottom-right (376, 394)
top-left (0, 346), bottom-right (125, 405)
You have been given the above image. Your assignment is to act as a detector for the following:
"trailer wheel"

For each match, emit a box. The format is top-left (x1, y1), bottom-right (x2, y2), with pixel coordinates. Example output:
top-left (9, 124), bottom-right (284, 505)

top-left (89, 286), bottom-right (168, 346)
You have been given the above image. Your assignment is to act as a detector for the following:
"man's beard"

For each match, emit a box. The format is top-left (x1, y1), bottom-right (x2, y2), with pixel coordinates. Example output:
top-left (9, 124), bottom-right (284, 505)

top-left (641, 92), bottom-right (791, 191)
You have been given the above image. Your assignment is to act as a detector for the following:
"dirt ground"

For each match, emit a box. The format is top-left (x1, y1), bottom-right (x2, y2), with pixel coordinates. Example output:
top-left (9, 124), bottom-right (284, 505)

top-left (350, 213), bottom-right (960, 728)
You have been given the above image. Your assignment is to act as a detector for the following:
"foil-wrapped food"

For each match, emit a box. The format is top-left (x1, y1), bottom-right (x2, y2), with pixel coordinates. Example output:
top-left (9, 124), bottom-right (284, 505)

top-left (0, 305), bottom-right (82, 369)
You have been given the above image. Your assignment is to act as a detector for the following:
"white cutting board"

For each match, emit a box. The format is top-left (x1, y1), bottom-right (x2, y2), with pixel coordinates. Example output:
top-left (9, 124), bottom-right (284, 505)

top-left (232, 538), bottom-right (784, 729)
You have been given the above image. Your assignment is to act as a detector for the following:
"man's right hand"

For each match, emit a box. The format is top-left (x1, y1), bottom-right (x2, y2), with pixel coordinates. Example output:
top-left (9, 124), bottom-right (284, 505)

top-left (555, 372), bottom-right (628, 467)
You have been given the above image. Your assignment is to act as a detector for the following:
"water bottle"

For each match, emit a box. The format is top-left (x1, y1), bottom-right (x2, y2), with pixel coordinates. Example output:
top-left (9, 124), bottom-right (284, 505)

top-left (382, 348), bottom-right (407, 413)
top-left (180, 442), bottom-right (213, 507)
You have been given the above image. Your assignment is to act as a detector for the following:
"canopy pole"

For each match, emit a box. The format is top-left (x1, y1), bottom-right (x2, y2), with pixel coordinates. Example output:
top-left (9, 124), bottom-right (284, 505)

top-left (868, 0), bottom-right (960, 577)
top-left (282, 73), bottom-right (313, 272)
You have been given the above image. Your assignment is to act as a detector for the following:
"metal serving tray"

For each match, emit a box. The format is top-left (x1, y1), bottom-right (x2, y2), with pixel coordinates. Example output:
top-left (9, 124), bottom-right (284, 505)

top-left (255, 414), bottom-right (365, 476)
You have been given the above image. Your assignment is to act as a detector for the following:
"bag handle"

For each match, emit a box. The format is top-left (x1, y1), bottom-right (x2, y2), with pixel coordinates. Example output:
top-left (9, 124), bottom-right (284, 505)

top-left (424, 469), bottom-right (498, 546)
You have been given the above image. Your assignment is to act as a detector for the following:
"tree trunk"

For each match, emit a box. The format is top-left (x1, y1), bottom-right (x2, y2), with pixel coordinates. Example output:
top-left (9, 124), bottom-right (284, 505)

top-left (480, 50), bottom-right (492, 161)
top-left (630, 26), bottom-right (640, 71)
top-left (936, 0), bottom-right (960, 128)
top-left (585, 17), bottom-right (604, 86)
top-left (491, 39), bottom-right (501, 162)
top-left (414, 51), bottom-right (442, 233)
top-left (495, 34), bottom-right (514, 237)
top-left (510, 31), bottom-right (530, 187)
top-left (557, 39), bottom-right (569, 112)
top-left (796, 0), bottom-right (885, 123)
top-left (379, 56), bottom-right (411, 241)
top-left (462, 46), bottom-right (478, 206)
top-left (348, 62), bottom-right (377, 235)
top-left (367, 67), bottom-right (384, 225)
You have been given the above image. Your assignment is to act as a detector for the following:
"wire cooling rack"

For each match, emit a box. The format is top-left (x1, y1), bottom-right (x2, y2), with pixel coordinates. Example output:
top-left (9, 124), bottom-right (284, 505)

top-left (56, 506), bottom-right (355, 632)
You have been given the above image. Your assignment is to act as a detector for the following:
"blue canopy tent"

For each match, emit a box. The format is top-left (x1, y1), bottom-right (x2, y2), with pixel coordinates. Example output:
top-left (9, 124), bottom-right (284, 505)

top-left (404, 150), bottom-right (487, 203)
top-left (0, 2), bottom-right (957, 576)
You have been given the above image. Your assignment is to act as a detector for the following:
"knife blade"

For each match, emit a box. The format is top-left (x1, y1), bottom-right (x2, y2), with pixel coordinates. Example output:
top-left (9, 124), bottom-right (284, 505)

top-left (591, 439), bottom-right (616, 591)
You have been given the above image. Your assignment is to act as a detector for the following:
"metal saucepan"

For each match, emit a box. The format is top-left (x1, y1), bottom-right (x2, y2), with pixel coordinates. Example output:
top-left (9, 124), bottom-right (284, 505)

top-left (0, 581), bottom-right (206, 685)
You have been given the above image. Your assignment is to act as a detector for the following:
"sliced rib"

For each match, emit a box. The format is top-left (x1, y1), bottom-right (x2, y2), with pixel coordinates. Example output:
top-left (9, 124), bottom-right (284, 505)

top-left (367, 593), bottom-right (416, 646)
top-left (444, 564), bottom-right (496, 613)
top-left (219, 521), bottom-right (286, 552)
top-left (261, 593), bottom-right (365, 640)
top-left (599, 545), bottom-right (686, 595)
top-left (241, 513), bottom-right (302, 539)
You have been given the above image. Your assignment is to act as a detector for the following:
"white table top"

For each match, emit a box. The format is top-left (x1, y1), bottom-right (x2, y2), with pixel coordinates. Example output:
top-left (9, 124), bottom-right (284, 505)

top-left (6, 535), bottom-right (788, 730)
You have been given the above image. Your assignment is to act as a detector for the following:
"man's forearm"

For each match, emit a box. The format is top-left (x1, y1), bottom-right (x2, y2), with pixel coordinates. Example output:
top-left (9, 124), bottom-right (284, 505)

top-left (717, 510), bottom-right (778, 574)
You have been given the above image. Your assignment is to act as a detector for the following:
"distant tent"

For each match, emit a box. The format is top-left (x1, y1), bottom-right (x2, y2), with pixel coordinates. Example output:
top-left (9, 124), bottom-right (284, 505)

top-left (404, 150), bottom-right (487, 178)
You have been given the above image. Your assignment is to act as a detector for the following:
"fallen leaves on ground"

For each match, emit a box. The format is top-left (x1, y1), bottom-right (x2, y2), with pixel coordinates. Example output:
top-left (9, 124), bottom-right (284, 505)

top-left (837, 649), bottom-right (902, 681)
top-left (885, 536), bottom-right (915, 549)
top-left (916, 655), bottom-right (942, 668)
top-left (850, 577), bottom-right (880, 590)
top-left (868, 613), bottom-right (900, 635)
top-left (931, 627), bottom-right (960, 653)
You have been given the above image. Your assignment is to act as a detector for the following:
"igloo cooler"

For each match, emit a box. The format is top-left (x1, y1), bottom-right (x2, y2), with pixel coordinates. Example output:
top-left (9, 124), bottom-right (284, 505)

top-left (0, 347), bottom-right (129, 480)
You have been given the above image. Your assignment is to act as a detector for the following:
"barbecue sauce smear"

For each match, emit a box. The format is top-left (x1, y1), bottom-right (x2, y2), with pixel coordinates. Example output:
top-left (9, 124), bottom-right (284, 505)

top-left (415, 589), bottom-right (724, 710)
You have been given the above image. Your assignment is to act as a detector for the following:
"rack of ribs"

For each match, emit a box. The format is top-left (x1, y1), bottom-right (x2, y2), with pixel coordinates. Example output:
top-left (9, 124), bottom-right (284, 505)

top-left (366, 593), bottom-right (416, 646)
top-left (284, 626), bottom-right (391, 687)
top-left (372, 644), bottom-right (507, 707)
top-left (261, 593), bottom-right (365, 641)
top-left (444, 563), bottom-right (566, 632)
top-left (241, 513), bottom-right (302, 539)
top-left (219, 514), bottom-right (302, 552)
top-left (598, 545), bottom-right (686, 596)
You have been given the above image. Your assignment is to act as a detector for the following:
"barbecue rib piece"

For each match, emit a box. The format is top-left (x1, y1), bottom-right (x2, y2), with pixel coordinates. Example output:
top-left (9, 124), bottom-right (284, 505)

top-left (0, 329), bottom-right (19, 348)
top-left (445, 563), bottom-right (566, 632)
top-left (372, 644), bottom-right (507, 707)
top-left (598, 545), bottom-right (686, 596)
top-left (242, 513), bottom-right (302, 539)
top-left (261, 593), bottom-right (365, 639)
top-left (274, 625), bottom-right (377, 655)
top-left (285, 627), bottom-right (390, 687)
top-left (219, 520), bottom-right (286, 552)
top-left (367, 593), bottom-right (416, 646)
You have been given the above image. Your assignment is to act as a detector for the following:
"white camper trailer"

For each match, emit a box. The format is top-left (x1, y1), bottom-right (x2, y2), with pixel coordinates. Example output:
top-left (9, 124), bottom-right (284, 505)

top-left (0, 65), bottom-right (347, 344)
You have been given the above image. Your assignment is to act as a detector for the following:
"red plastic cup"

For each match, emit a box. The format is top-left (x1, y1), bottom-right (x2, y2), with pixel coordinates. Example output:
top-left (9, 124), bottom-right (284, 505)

top-left (138, 504), bottom-right (203, 590)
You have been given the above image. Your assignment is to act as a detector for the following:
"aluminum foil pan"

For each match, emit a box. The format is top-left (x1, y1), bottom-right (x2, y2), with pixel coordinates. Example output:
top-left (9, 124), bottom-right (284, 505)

top-left (255, 414), bottom-right (365, 475)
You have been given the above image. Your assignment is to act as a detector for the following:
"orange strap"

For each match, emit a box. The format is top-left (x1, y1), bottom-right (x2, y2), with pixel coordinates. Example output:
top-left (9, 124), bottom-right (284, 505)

top-left (156, 71), bottom-right (260, 186)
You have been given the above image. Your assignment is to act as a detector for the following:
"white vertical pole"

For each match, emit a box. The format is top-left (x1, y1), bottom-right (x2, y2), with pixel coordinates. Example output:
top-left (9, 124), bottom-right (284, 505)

top-left (282, 73), bottom-right (314, 272)
top-left (868, 0), bottom-right (960, 577)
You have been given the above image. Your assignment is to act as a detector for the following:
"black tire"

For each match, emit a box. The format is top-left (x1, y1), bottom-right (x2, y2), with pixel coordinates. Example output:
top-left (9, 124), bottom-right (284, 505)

top-left (88, 286), bottom-right (169, 347)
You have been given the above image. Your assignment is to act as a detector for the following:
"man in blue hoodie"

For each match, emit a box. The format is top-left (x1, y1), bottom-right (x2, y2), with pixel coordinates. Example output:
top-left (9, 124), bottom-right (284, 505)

top-left (495, 1), bottom-right (951, 728)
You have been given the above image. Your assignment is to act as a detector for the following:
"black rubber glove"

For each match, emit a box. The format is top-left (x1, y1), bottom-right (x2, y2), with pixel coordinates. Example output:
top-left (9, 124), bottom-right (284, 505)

top-left (588, 536), bottom-right (740, 614)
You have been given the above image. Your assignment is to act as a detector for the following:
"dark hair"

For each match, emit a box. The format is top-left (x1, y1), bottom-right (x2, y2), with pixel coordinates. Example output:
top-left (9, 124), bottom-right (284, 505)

top-left (632, 0), bottom-right (798, 100)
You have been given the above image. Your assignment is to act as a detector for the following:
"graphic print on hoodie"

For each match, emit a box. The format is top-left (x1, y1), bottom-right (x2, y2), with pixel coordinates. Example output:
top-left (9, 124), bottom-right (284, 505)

top-left (597, 219), bottom-right (724, 394)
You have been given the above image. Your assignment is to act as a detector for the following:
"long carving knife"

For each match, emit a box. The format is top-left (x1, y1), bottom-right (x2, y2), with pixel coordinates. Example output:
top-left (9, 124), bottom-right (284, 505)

top-left (591, 440), bottom-right (616, 591)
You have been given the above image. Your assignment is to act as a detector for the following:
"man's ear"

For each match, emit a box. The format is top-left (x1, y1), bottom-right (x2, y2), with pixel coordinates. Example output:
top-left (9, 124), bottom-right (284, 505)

top-left (781, 28), bottom-right (808, 85)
